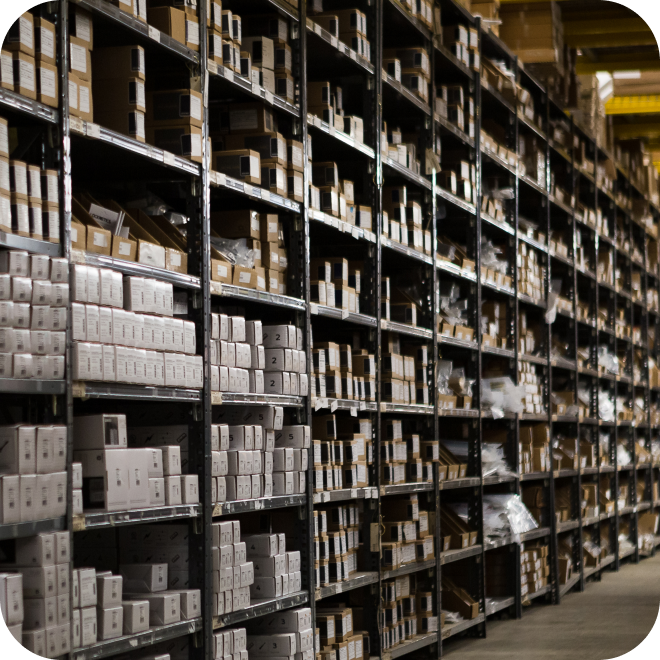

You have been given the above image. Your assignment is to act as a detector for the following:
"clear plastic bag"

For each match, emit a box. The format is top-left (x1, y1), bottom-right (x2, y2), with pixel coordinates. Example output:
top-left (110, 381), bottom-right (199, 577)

top-left (481, 443), bottom-right (515, 478)
top-left (598, 389), bottom-right (615, 422)
top-left (617, 443), bottom-right (631, 466)
top-left (598, 346), bottom-right (620, 375)
top-left (437, 360), bottom-right (453, 395)
top-left (210, 236), bottom-right (255, 268)
top-left (482, 494), bottom-right (538, 543)
top-left (481, 377), bottom-right (524, 417)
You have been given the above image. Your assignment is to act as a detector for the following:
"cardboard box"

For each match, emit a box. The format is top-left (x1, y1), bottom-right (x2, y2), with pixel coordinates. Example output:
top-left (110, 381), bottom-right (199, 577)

top-left (5, 13), bottom-right (35, 57)
top-left (92, 45), bottom-right (145, 81)
top-left (147, 124), bottom-right (203, 163)
top-left (213, 149), bottom-right (261, 184)
top-left (149, 7), bottom-right (200, 51)
top-left (12, 52), bottom-right (37, 100)
top-left (95, 110), bottom-right (146, 143)
top-left (146, 89), bottom-right (204, 129)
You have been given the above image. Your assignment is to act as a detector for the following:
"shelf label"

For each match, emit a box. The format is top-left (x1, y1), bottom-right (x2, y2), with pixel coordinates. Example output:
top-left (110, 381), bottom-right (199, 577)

top-left (352, 227), bottom-right (360, 239)
top-left (350, 407), bottom-right (357, 417)
top-left (380, 319), bottom-right (388, 330)
top-left (208, 60), bottom-right (218, 75)
top-left (322, 492), bottom-right (330, 502)
top-left (350, 489), bottom-right (358, 498)
top-left (244, 183), bottom-right (253, 196)
top-left (224, 67), bottom-right (234, 82)
top-left (69, 116), bottom-right (84, 134)
top-left (212, 392), bottom-right (222, 405)
top-left (310, 303), bottom-right (318, 315)
top-left (216, 171), bottom-right (226, 187)
top-left (330, 400), bottom-right (338, 412)
top-left (380, 402), bottom-right (387, 412)
top-left (341, 310), bottom-right (349, 320)
top-left (314, 397), bottom-right (323, 411)
top-left (148, 25), bottom-right (160, 42)
top-left (163, 151), bottom-right (177, 168)
top-left (251, 81), bottom-right (261, 97)
top-left (314, 23), bottom-right (322, 36)
top-left (350, 50), bottom-right (357, 61)
top-left (330, 35), bottom-right (338, 48)
top-left (359, 401), bottom-right (366, 411)
top-left (264, 90), bottom-right (274, 105)
top-left (86, 122), bottom-right (100, 139)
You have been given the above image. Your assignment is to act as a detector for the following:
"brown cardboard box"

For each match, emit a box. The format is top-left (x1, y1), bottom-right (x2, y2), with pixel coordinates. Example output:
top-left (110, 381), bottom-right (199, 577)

top-left (211, 209), bottom-right (260, 240)
top-left (96, 110), bottom-right (146, 143)
top-left (12, 52), bottom-right (37, 100)
top-left (70, 8), bottom-right (93, 51)
top-left (69, 36), bottom-right (91, 82)
top-left (149, 124), bottom-right (204, 163)
top-left (261, 161), bottom-right (287, 197)
top-left (222, 103), bottom-right (276, 134)
top-left (5, 13), bottom-right (35, 57)
top-left (0, 51), bottom-right (13, 90)
top-left (149, 8), bottom-right (200, 51)
top-left (93, 45), bottom-right (146, 81)
top-left (34, 18), bottom-right (56, 65)
top-left (94, 78), bottom-right (146, 114)
top-left (36, 60), bottom-right (58, 108)
top-left (213, 149), bottom-right (261, 184)
top-left (146, 89), bottom-right (204, 129)
top-left (70, 218), bottom-right (86, 250)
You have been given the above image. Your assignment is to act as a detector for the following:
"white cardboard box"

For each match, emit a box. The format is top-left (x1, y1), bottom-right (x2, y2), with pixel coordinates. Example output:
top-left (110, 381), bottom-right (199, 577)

top-left (122, 599), bottom-right (149, 634)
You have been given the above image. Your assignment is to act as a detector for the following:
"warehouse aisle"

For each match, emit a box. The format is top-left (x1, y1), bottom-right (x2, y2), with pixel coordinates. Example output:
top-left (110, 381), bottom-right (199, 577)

top-left (447, 555), bottom-right (660, 659)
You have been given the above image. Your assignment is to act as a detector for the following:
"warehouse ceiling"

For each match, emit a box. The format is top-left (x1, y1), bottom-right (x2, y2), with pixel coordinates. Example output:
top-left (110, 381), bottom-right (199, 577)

top-left (499, 0), bottom-right (660, 161)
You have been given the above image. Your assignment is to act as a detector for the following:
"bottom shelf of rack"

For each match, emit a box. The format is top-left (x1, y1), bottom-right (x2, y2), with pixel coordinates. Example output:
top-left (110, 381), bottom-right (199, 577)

top-left (559, 574), bottom-right (581, 597)
top-left (486, 596), bottom-right (515, 616)
top-left (442, 614), bottom-right (486, 640)
top-left (383, 633), bottom-right (438, 660)
top-left (72, 618), bottom-right (202, 660)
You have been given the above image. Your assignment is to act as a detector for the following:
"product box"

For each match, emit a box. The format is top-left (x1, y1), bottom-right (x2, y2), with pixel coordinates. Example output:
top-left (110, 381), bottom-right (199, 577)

top-left (146, 89), bottom-right (204, 129)
top-left (122, 599), bottom-right (149, 634)
top-left (213, 149), bottom-right (261, 184)
top-left (147, 124), bottom-right (203, 163)
top-left (148, 7), bottom-right (199, 51)
top-left (12, 51), bottom-right (37, 100)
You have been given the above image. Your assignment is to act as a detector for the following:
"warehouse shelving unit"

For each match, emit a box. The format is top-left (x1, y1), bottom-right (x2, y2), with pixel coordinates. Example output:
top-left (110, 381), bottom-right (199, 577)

top-left (2, 1), bottom-right (660, 659)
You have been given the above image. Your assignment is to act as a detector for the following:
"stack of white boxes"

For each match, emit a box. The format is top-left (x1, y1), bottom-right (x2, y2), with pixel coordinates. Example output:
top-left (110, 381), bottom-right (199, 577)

top-left (72, 414), bottom-right (199, 514)
top-left (519, 362), bottom-right (545, 415)
top-left (71, 264), bottom-right (203, 388)
top-left (16, 532), bottom-right (71, 658)
top-left (246, 530), bottom-right (301, 601)
top-left (313, 505), bottom-right (361, 587)
top-left (246, 607), bottom-right (313, 659)
top-left (210, 314), bottom-right (308, 397)
top-left (0, 424), bottom-right (67, 523)
top-left (212, 520), bottom-right (253, 617)
top-left (212, 626), bottom-right (248, 660)
top-left (0, 250), bottom-right (68, 380)
top-left (0, 572), bottom-right (23, 645)
top-left (212, 405), bottom-right (308, 501)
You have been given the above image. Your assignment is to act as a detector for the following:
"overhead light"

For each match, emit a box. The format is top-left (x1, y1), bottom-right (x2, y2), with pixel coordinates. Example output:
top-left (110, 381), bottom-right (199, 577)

top-left (613, 71), bottom-right (643, 79)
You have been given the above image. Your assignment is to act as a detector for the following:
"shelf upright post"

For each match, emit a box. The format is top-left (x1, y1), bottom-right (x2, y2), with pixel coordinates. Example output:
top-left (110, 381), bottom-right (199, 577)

top-left (186, 3), bottom-right (213, 656)
top-left (472, 16), bottom-right (486, 640)
top-left (295, 0), bottom-right (316, 627)
top-left (58, 0), bottom-right (76, 642)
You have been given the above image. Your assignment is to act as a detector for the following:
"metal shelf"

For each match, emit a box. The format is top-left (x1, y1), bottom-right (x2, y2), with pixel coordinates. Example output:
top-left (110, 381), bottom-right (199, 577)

top-left (71, 618), bottom-right (202, 660)
top-left (0, 380), bottom-right (66, 395)
top-left (315, 572), bottom-right (379, 600)
top-left (487, 596), bottom-right (515, 616)
top-left (73, 0), bottom-right (199, 62)
top-left (73, 382), bottom-right (201, 402)
top-left (212, 495), bottom-right (305, 517)
top-left (70, 117), bottom-right (200, 176)
top-left (383, 157), bottom-right (433, 191)
top-left (559, 574), bottom-right (581, 597)
top-left (382, 237), bottom-right (434, 265)
top-left (208, 61), bottom-right (300, 118)
top-left (72, 249), bottom-right (200, 289)
top-left (210, 282), bottom-right (305, 310)
top-left (380, 403), bottom-right (435, 415)
top-left (306, 18), bottom-right (375, 75)
top-left (526, 584), bottom-right (552, 601)
top-left (436, 259), bottom-right (478, 282)
top-left (520, 527), bottom-right (551, 542)
top-left (380, 319), bottom-right (433, 340)
top-left (381, 558), bottom-right (436, 580)
top-left (442, 614), bottom-right (485, 640)
top-left (483, 474), bottom-right (516, 485)
top-left (212, 392), bottom-right (304, 407)
top-left (308, 114), bottom-right (376, 159)
top-left (557, 520), bottom-right (580, 533)
top-left (313, 487), bottom-right (377, 503)
top-left (486, 536), bottom-right (514, 550)
top-left (0, 88), bottom-right (58, 123)
top-left (440, 545), bottom-right (483, 565)
top-left (313, 398), bottom-right (377, 413)
top-left (439, 477), bottom-right (481, 490)
top-left (73, 505), bottom-right (200, 532)
top-left (309, 208), bottom-right (377, 243)
top-left (384, 633), bottom-right (438, 660)
top-left (438, 335), bottom-right (479, 351)
top-left (313, 305), bottom-right (378, 327)
top-left (380, 482), bottom-right (433, 496)
top-left (0, 232), bottom-right (61, 257)
top-left (436, 114), bottom-right (474, 148)
top-left (520, 472), bottom-right (551, 482)
top-left (383, 74), bottom-right (432, 116)
top-left (0, 517), bottom-right (66, 541)
top-left (210, 170), bottom-right (301, 213)
top-left (213, 591), bottom-right (308, 630)
top-left (438, 408), bottom-right (480, 418)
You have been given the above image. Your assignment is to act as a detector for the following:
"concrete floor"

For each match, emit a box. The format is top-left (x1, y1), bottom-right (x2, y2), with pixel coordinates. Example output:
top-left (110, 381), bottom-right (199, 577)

top-left (446, 554), bottom-right (660, 659)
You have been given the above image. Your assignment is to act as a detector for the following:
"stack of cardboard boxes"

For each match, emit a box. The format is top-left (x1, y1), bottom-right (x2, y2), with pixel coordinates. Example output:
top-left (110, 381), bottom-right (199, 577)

top-left (381, 335), bottom-right (429, 406)
top-left (382, 496), bottom-right (434, 569)
top-left (442, 24), bottom-right (480, 73)
top-left (522, 484), bottom-right (547, 526)
top-left (73, 414), bottom-right (199, 514)
top-left (246, 607), bottom-right (312, 657)
top-left (7, 532), bottom-right (71, 656)
top-left (213, 627), bottom-right (248, 660)
top-left (382, 186), bottom-right (431, 256)
top-left (308, 80), bottom-right (365, 145)
top-left (385, 47), bottom-right (431, 104)
top-left (440, 149), bottom-right (477, 204)
top-left (317, 605), bottom-right (368, 660)
top-left (0, 250), bottom-right (68, 380)
top-left (379, 419), bottom-right (433, 486)
top-left (313, 504), bottom-right (360, 585)
top-left (436, 83), bottom-right (475, 139)
top-left (518, 309), bottom-right (542, 358)
top-left (518, 362), bottom-right (545, 415)
top-left (309, 7), bottom-right (371, 61)
top-left (518, 243), bottom-right (545, 302)
top-left (521, 543), bottom-right (550, 599)
top-left (312, 414), bottom-right (372, 493)
top-left (520, 424), bottom-right (551, 475)
top-left (2, 12), bottom-right (59, 109)
top-left (0, 424), bottom-right (67, 524)
top-left (311, 340), bottom-right (375, 403)
top-left (384, 122), bottom-right (422, 175)
top-left (310, 257), bottom-right (362, 314)
top-left (481, 300), bottom-right (509, 350)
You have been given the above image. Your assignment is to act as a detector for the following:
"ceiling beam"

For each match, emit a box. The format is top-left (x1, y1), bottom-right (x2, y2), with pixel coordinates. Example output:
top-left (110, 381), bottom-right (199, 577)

top-left (606, 96), bottom-right (660, 115)
top-left (563, 17), bottom-right (649, 36)
top-left (576, 54), bottom-right (660, 75)
top-left (564, 31), bottom-right (657, 49)
top-left (613, 121), bottom-right (660, 140)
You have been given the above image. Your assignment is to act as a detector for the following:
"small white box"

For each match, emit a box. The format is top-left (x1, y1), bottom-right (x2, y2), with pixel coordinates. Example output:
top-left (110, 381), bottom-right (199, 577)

top-left (162, 446), bottom-right (181, 476)
top-left (80, 606), bottom-right (97, 646)
top-left (165, 475), bottom-right (182, 505)
top-left (272, 472), bottom-right (294, 496)
top-left (149, 477), bottom-right (165, 506)
top-left (71, 264), bottom-right (88, 302)
top-left (122, 599), bottom-right (150, 634)
top-left (182, 474), bottom-right (199, 504)
top-left (98, 605), bottom-right (123, 640)
top-left (87, 267), bottom-right (100, 304)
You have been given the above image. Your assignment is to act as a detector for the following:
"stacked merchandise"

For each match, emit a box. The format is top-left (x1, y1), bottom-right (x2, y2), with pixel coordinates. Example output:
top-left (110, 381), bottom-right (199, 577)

top-left (385, 46), bottom-right (431, 103)
top-left (211, 407), bottom-right (308, 501)
top-left (0, 532), bottom-right (70, 654)
top-left (381, 496), bottom-right (435, 569)
top-left (313, 504), bottom-right (360, 586)
top-left (440, 146), bottom-right (477, 204)
top-left (436, 236), bottom-right (476, 276)
top-left (437, 359), bottom-right (474, 411)
top-left (442, 24), bottom-right (480, 74)
top-left (212, 627), bottom-right (248, 660)
top-left (518, 243), bottom-right (545, 303)
top-left (522, 485), bottom-right (547, 526)
top-left (379, 575), bottom-right (437, 650)
top-left (383, 122), bottom-right (422, 175)
top-left (381, 277), bottom-right (420, 328)
top-left (209, 210), bottom-right (290, 291)
top-left (553, 435), bottom-right (579, 470)
top-left (575, 74), bottom-right (608, 150)
top-left (0, 251), bottom-right (68, 380)
top-left (308, 80), bottom-right (365, 145)
top-left (481, 237), bottom-right (512, 293)
top-left (441, 506), bottom-right (477, 551)
top-left (73, 414), bottom-right (199, 513)
top-left (210, 314), bottom-right (307, 397)
top-left (70, 264), bottom-right (203, 388)
top-left (436, 82), bottom-right (476, 138)
top-left (518, 362), bottom-right (545, 415)
top-left (481, 192), bottom-right (510, 225)
top-left (317, 605), bottom-right (368, 659)
top-left (311, 339), bottom-right (375, 402)
top-left (1, 123), bottom-right (61, 242)
top-left (382, 186), bottom-right (431, 256)
top-left (437, 281), bottom-right (474, 343)
top-left (519, 134), bottom-right (547, 190)
top-left (521, 543), bottom-right (550, 599)
top-left (147, 0), bottom-right (199, 51)
top-left (0, 424), bottom-right (67, 523)
top-left (310, 257), bottom-right (363, 314)
top-left (312, 414), bottom-right (372, 493)
top-left (380, 419), bottom-right (433, 486)
top-left (520, 424), bottom-right (551, 475)
top-left (384, 0), bottom-right (433, 28)
top-left (308, 7), bottom-right (372, 62)
top-left (3, 12), bottom-right (59, 109)
top-left (518, 309), bottom-right (542, 358)
top-left (471, 0), bottom-right (500, 36)
top-left (481, 300), bottom-right (509, 350)
top-left (382, 333), bottom-right (429, 405)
